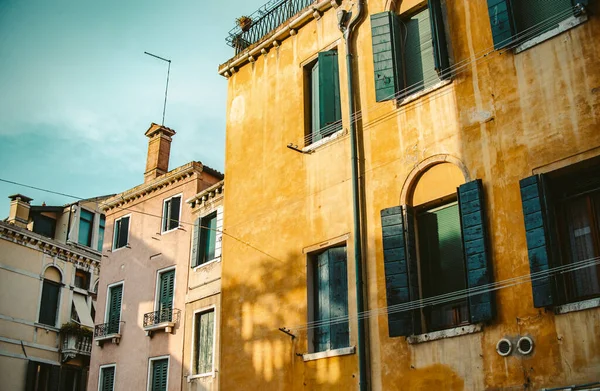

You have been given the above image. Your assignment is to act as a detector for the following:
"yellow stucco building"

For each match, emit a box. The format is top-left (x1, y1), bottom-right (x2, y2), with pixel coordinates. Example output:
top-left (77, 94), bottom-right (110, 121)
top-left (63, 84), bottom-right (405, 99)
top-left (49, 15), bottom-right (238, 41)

top-left (217, 0), bottom-right (600, 389)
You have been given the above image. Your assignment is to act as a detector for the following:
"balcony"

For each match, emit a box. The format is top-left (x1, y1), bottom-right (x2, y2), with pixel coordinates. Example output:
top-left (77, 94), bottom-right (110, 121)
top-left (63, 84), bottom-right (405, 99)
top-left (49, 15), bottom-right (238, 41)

top-left (143, 308), bottom-right (181, 337)
top-left (61, 332), bottom-right (92, 362)
top-left (94, 321), bottom-right (124, 346)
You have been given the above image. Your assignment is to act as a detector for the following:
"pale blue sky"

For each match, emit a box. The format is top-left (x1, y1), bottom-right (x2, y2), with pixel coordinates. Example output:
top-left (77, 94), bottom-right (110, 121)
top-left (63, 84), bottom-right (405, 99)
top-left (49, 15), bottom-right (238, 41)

top-left (0, 0), bottom-right (264, 216)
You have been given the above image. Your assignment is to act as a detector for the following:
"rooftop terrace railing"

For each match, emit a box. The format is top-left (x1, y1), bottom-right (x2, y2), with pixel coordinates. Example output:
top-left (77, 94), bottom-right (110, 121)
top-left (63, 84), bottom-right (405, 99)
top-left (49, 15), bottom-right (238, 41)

top-left (226, 0), bottom-right (317, 54)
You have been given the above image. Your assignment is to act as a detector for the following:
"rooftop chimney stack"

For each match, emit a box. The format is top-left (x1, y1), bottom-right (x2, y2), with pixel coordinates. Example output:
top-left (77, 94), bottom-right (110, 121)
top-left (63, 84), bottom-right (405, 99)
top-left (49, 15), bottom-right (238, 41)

top-left (8, 194), bottom-right (32, 228)
top-left (144, 123), bottom-right (176, 183)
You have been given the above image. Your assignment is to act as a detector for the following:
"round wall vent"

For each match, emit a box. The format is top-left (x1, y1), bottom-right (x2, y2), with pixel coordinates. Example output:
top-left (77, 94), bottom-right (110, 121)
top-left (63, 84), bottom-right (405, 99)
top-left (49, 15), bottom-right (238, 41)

top-left (517, 336), bottom-right (534, 355)
top-left (496, 338), bottom-right (512, 357)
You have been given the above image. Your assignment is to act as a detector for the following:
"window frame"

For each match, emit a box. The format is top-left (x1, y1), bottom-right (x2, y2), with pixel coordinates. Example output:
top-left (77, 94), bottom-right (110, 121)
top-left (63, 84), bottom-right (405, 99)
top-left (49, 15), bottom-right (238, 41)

top-left (147, 355), bottom-right (170, 391)
top-left (161, 194), bottom-right (183, 234)
top-left (189, 306), bottom-right (217, 379)
top-left (104, 281), bottom-right (124, 334)
top-left (98, 364), bottom-right (116, 391)
top-left (112, 214), bottom-right (131, 251)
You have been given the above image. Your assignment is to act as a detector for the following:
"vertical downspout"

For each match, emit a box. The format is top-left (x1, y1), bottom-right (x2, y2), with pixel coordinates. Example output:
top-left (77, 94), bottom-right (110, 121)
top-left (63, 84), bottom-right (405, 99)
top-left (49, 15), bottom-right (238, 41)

top-left (343, 2), bottom-right (367, 390)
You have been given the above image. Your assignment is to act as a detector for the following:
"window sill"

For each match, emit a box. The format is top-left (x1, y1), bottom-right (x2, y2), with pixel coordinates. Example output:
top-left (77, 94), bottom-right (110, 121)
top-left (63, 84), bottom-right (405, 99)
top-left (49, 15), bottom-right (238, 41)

top-left (302, 129), bottom-right (346, 153)
top-left (554, 297), bottom-right (600, 315)
top-left (160, 226), bottom-right (182, 235)
top-left (302, 346), bottom-right (355, 362)
top-left (34, 323), bottom-right (60, 333)
top-left (407, 323), bottom-right (482, 344)
top-left (514, 14), bottom-right (587, 54)
top-left (396, 79), bottom-right (452, 107)
top-left (144, 321), bottom-right (176, 337)
top-left (192, 257), bottom-right (221, 271)
top-left (111, 245), bottom-right (129, 253)
top-left (187, 372), bottom-right (216, 382)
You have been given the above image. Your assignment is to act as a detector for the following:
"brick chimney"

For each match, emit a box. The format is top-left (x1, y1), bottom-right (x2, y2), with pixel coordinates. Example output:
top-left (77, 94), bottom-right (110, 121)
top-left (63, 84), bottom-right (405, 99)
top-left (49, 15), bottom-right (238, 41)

top-left (144, 123), bottom-right (176, 183)
top-left (8, 194), bottom-right (32, 228)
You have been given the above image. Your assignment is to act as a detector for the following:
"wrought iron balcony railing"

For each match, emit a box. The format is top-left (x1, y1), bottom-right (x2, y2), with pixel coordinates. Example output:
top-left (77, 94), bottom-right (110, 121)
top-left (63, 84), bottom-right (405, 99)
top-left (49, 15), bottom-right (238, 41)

top-left (61, 332), bottom-right (92, 359)
top-left (226, 0), bottom-right (317, 54)
top-left (143, 308), bottom-right (181, 328)
top-left (94, 321), bottom-right (123, 339)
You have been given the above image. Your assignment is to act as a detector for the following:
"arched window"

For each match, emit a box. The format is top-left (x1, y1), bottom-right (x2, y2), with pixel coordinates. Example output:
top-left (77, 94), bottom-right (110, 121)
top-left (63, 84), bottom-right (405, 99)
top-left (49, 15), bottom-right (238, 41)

top-left (39, 266), bottom-right (61, 327)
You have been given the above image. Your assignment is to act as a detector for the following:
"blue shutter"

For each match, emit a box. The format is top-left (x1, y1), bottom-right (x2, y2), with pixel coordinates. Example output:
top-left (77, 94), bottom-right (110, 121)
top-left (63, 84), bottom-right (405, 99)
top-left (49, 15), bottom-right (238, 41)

top-left (487, 0), bottom-right (515, 49)
top-left (380, 206), bottom-right (420, 337)
top-left (458, 179), bottom-right (495, 323)
top-left (428, 0), bottom-right (451, 80)
top-left (371, 12), bottom-right (403, 102)
top-left (328, 246), bottom-right (349, 350)
top-left (519, 175), bottom-right (556, 307)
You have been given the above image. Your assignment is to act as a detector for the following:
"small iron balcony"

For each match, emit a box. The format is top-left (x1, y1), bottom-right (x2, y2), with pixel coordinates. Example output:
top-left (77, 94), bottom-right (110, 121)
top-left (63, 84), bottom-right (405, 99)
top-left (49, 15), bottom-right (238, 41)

top-left (93, 321), bottom-right (124, 346)
top-left (143, 308), bottom-right (181, 337)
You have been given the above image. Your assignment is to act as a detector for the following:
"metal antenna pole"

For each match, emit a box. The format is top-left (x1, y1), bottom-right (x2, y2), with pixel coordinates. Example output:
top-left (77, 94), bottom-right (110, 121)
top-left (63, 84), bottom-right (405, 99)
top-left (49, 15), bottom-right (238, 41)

top-left (144, 51), bottom-right (172, 125)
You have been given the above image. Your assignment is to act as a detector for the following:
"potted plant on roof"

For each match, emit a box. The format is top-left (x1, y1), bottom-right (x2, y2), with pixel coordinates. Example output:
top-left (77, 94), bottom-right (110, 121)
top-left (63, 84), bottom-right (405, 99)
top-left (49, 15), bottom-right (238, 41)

top-left (237, 16), bottom-right (253, 32)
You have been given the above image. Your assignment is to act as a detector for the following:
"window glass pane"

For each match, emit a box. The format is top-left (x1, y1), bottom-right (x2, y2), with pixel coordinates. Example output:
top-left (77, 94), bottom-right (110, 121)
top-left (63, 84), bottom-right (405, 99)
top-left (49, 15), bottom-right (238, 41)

top-left (114, 216), bottom-right (129, 249)
top-left (39, 280), bottom-right (60, 326)
top-left (512, 0), bottom-right (573, 35)
top-left (78, 210), bottom-right (94, 246)
top-left (194, 310), bottom-right (215, 374)
top-left (33, 214), bottom-right (56, 238)
top-left (199, 213), bottom-right (217, 264)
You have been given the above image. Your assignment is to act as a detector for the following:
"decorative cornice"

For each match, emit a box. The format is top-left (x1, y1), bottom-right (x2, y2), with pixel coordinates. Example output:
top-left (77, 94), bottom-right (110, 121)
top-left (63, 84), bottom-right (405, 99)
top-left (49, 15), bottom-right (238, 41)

top-left (187, 180), bottom-right (225, 210)
top-left (0, 221), bottom-right (100, 271)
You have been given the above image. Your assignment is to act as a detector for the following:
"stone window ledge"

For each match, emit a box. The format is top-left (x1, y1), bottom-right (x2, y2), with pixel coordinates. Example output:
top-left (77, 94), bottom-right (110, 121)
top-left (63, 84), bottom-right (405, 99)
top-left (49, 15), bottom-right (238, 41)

top-left (302, 129), bottom-right (346, 153)
top-left (554, 297), bottom-right (600, 315)
top-left (515, 14), bottom-right (587, 54)
top-left (407, 323), bottom-right (482, 344)
top-left (396, 79), bottom-right (453, 108)
top-left (302, 346), bottom-right (355, 362)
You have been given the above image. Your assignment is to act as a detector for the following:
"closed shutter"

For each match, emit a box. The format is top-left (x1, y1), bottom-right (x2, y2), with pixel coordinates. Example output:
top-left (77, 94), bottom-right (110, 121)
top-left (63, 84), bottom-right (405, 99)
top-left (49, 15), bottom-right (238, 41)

top-left (512, 0), bottom-right (573, 38)
top-left (328, 246), bottom-right (349, 350)
top-left (371, 12), bottom-right (404, 102)
top-left (487, 0), bottom-right (515, 49)
top-left (315, 250), bottom-right (331, 352)
top-left (428, 0), bottom-right (451, 79)
top-left (520, 175), bottom-right (556, 307)
top-left (151, 359), bottom-right (168, 391)
top-left (100, 367), bottom-right (115, 391)
top-left (159, 270), bottom-right (175, 322)
top-left (48, 365), bottom-right (60, 391)
top-left (39, 280), bottom-right (60, 326)
top-left (404, 8), bottom-right (440, 93)
top-left (381, 206), bottom-right (420, 337)
top-left (191, 218), bottom-right (201, 267)
top-left (458, 179), bottom-right (495, 323)
top-left (108, 285), bottom-right (123, 334)
top-left (317, 50), bottom-right (342, 139)
top-left (196, 310), bottom-right (215, 374)
top-left (25, 361), bottom-right (37, 391)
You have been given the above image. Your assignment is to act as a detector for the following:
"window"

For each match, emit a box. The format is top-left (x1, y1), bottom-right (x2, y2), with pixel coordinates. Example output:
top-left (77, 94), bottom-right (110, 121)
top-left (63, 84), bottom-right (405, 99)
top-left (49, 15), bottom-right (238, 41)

top-left (106, 283), bottom-right (123, 334)
top-left (192, 309), bottom-right (215, 375)
top-left (520, 156), bottom-right (600, 307)
top-left (162, 195), bottom-right (182, 233)
top-left (487, 0), bottom-right (586, 50)
top-left (156, 269), bottom-right (175, 323)
top-left (309, 246), bottom-right (349, 352)
top-left (25, 361), bottom-right (60, 391)
top-left (380, 165), bottom-right (494, 337)
top-left (39, 267), bottom-right (62, 327)
top-left (193, 212), bottom-right (219, 267)
top-left (32, 213), bottom-right (56, 238)
top-left (305, 50), bottom-right (342, 145)
top-left (148, 357), bottom-right (169, 391)
top-left (112, 215), bottom-right (130, 250)
top-left (98, 214), bottom-right (106, 252)
top-left (78, 209), bottom-right (94, 247)
top-left (371, 1), bottom-right (450, 103)
top-left (74, 269), bottom-right (90, 290)
top-left (99, 365), bottom-right (115, 391)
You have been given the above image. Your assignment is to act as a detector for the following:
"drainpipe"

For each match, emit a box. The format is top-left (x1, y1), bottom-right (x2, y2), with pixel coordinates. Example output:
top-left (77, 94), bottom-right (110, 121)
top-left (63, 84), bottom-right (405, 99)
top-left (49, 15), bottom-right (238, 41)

top-left (341, 1), bottom-right (367, 390)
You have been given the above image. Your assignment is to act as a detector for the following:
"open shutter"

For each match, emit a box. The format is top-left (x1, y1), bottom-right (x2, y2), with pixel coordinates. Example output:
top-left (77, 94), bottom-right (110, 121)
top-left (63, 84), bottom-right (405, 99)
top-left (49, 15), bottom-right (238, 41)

top-left (214, 206), bottom-right (224, 259)
top-left (428, 0), bottom-right (451, 79)
top-left (191, 218), bottom-right (201, 267)
top-left (328, 246), bottom-right (349, 350)
top-left (371, 12), bottom-right (403, 102)
top-left (458, 179), bottom-right (495, 323)
top-left (487, 0), bottom-right (515, 49)
top-left (381, 206), bottom-right (420, 337)
top-left (169, 196), bottom-right (181, 230)
top-left (520, 175), bottom-right (556, 307)
top-left (315, 251), bottom-right (331, 351)
top-left (317, 50), bottom-right (342, 138)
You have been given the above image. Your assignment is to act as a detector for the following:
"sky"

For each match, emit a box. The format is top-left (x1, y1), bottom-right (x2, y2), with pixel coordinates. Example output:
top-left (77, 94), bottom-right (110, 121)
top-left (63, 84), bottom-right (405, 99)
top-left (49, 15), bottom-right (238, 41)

top-left (0, 0), bottom-right (265, 217)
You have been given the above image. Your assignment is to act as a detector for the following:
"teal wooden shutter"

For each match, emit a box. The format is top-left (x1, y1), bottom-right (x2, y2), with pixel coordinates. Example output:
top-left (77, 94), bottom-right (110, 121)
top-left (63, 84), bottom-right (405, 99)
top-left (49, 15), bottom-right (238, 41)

top-left (371, 12), bottom-right (403, 102)
top-left (519, 175), bottom-right (556, 307)
top-left (317, 50), bottom-right (342, 138)
top-left (196, 310), bottom-right (215, 374)
top-left (151, 359), bottom-right (168, 391)
top-left (487, 0), bottom-right (515, 49)
top-left (458, 179), bottom-right (495, 323)
top-left (404, 9), bottom-right (440, 92)
top-left (311, 61), bottom-right (321, 142)
top-left (169, 196), bottom-right (181, 230)
top-left (428, 0), bottom-right (451, 80)
top-left (328, 246), bottom-right (349, 350)
top-left (191, 218), bottom-right (201, 267)
top-left (108, 285), bottom-right (123, 333)
top-left (512, 0), bottom-right (573, 38)
top-left (39, 280), bottom-right (60, 326)
top-left (380, 206), bottom-right (420, 337)
top-left (78, 209), bottom-right (94, 246)
top-left (205, 215), bottom-right (217, 262)
top-left (315, 251), bottom-right (331, 351)
top-left (98, 215), bottom-right (106, 252)
top-left (118, 216), bottom-right (129, 248)
top-left (159, 270), bottom-right (175, 322)
top-left (100, 367), bottom-right (115, 391)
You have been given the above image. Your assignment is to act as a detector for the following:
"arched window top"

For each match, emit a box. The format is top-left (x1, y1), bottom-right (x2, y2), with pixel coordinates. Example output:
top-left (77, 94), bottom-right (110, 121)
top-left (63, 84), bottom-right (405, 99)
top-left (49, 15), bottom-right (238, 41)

top-left (387, 0), bottom-right (423, 14)
top-left (412, 163), bottom-right (465, 206)
top-left (43, 266), bottom-right (62, 283)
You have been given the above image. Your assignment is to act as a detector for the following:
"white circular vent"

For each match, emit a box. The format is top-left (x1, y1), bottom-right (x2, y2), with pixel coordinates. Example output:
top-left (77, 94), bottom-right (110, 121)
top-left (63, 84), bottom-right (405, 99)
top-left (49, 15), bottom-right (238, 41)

top-left (496, 338), bottom-right (512, 357)
top-left (517, 336), bottom-right (534, 355)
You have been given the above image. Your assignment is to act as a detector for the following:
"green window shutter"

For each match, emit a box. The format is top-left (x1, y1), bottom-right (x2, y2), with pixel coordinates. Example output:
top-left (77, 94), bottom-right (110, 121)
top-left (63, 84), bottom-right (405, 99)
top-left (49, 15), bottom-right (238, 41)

top-left (380, 206), bottom-right (420, 337)
top-left (159, 270), bottom-right (175, 322)
top-left (98, 215), bottom-right (106, 252)
top-left (519, 175), bottom-right (556, 307)
top-left (512, 0), bottom-right (573, 38)
top-left (317, 50), bottom-right (342, 139)
top-left (100, 367), bottom-right (115, 391)
top-left (428, 0), bottom-right (451, 80)
top-left (404, 8), bottom-right (440, 93)
top-left (151, 359), bottom-right (168, 391)
top-left (371, 12), bottom-right (403, 102)
top-left (199, 213), bottom-right (217, 264)
top-left (191, 218), bottom-right (201, 267)
top-left (162, 199), bottom-right (170, 232)
top-left (214, 207), bottom-right (224, 259)
top-left (118, 216), bottom-right (129, 248)
top-left (315, 250), bottom-right (331, 352)
top-left (458, 179), bottom-right (495, 323)
top-left (78, 210), bottom-right (94, 246)
top-left (487, 0), bottom-right (515, 49)
top-left (39, 280), bottom-right (60, 326)
top-left (328, 246), bottom-right (349, 350)
top-left (168, 196), bottom-right (181, 231)
top-left (108, 285), bottom-right (123, 333)
top-left (311, 62), bottom-right (321, 142)
top-left (195, 310), bottom-right (215, 374)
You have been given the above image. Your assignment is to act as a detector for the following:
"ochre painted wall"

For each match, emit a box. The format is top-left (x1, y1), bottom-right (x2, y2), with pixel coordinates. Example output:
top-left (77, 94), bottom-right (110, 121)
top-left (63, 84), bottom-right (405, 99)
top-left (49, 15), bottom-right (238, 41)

top-left (219, 0), bottom-right (600, 389)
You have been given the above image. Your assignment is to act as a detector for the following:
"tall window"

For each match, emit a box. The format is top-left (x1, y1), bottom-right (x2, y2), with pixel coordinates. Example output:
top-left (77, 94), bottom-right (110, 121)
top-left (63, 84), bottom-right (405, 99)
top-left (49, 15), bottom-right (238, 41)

top-left (98, 214), bottom-right (106, 252)
top-left (149, 357), bottom-right (169, 391)
top-left (78, 209), bottom-right (94, 247)
top-left (157, 269), bottom-right (175, 323)
top-left (39, 267), bottom-right (61, 327)
top-left (99, 365), bottom-right (115, 391)
top-left (106, 283), bottom-right (123, 334)
top-left (112, 216), bottom-right (130, 250)
top-left (162, 195), bottom-right (182, 233)
top-left (309, 246), bottom-right (349, 352)
top-left (306, 50), bottom-right (342, 145)
top-left (25, 361), bottom-right (60, 391)
top-left (74, 269), bottom-right (90, 290)
top-left (194, 212), bottom-right (217, 267)
top-left (193, 309), bottom-right (215, 375)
